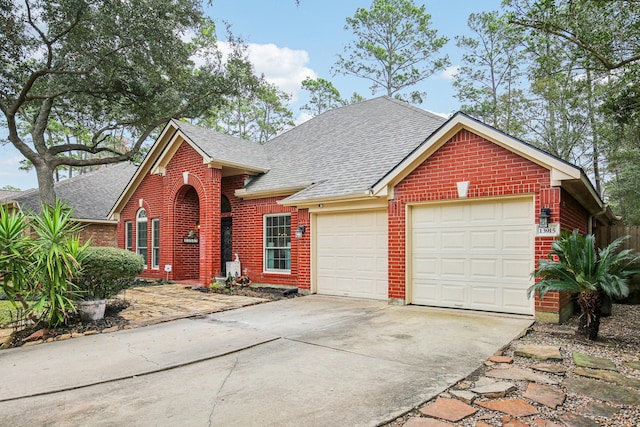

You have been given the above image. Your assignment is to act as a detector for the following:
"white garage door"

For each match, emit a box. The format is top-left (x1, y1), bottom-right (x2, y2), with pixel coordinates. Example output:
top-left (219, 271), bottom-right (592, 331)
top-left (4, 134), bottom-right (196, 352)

top-left (316, 210), bottom-right (388, 300)
top-left (411, 198), bottom-right (534, 315)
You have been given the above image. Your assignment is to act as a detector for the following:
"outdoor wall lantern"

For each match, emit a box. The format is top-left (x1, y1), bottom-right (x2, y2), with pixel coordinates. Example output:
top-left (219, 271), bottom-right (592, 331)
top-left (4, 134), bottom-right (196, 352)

top-left (539, 208), bottom-right (551, 228)
top-left (196, 220), bottom-right (200, 231)
top-left (295, 225), bottom-right (306, 238)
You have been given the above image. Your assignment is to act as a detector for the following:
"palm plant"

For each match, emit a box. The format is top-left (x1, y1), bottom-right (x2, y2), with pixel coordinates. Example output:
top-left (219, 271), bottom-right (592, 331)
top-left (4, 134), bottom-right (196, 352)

top-left (28, 201), bottom-right (88, 327)
top-left (529, 230), bottom-right (640, 340)
top-left (0, 205), bottom-right (33, 312)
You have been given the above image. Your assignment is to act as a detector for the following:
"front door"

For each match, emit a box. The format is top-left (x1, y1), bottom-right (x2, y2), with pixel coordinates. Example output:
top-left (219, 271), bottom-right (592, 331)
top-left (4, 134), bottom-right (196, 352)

top-left (221, 217), bottom-right (233, 276)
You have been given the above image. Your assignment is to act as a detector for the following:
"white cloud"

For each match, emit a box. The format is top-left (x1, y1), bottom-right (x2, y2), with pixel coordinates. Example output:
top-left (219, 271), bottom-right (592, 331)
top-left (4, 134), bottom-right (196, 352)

top-left (247, 43), bottom-right (316, 102)
top-left (216, 41), bottom-right (317, 103)
top-left (439, 66), bottom-right (461, 80)
top-left (294, 112), bottom-right (314, 126)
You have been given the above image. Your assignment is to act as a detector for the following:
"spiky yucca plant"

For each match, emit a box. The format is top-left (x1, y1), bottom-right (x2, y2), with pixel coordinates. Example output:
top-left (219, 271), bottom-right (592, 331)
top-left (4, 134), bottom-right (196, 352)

top-left (529, 230), bottom-right (640, 340)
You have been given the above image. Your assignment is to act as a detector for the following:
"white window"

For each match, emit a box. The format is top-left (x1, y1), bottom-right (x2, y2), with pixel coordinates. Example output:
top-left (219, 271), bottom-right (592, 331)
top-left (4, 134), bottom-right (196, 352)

top-left (136, 209), bottom-right (148, 265)
top-left (125, 221), bottom-right (133, 251)
top-left (264, 214), bottom-right (291, 273)
top-left (152, 218), bottom-right (160, 269)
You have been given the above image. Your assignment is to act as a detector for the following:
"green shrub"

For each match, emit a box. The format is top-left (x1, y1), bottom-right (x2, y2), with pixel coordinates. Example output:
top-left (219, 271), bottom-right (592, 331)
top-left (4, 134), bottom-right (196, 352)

top-left (74, 247), bottom-right (144, 300)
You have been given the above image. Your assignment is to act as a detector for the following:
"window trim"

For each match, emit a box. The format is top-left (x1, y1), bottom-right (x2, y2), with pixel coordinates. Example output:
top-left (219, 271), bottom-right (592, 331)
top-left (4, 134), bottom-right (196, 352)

top-left (151, 218), bottom-right (160, 269)
top-left (136, 208), bottom-right (148, 268)
top-left (263, 213), bottom-right (291, 274)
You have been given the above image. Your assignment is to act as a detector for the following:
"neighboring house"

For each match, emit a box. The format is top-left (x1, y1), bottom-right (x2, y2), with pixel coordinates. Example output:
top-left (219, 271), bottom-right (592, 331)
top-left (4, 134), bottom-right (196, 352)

top-left (1, 163), bottom-right (137, 246)
top-left (109, 97), bottom-right (617, 322)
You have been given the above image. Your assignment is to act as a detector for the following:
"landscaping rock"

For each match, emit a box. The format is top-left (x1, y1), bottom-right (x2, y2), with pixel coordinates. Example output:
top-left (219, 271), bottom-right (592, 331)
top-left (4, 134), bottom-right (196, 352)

top-left (531, 419), bottom-right (563, 427)
top-left (558, 413), bottom-right (600, 427)
top-left (514, 344), bottom-right (562, 360)
top-left (485, 366), bottom-right (560, 385)
top-left (522, 382), bottom-right (565, 409)
top-left (578, 402), bottom-right (618, 419)
top-left (501, 416), bottom-right (528, 427)
top-left (402, 417), bottom-right (450, 427)
top-left (475, 398), bottom-right (539, 417)
top-left (531, 363), bottom-right (567, 375)
top-left (470, 380), bottom-right (517, 398)
top-left (572, 352), bottom-right (617, 371)
top-left (574, 366), bottom-right (640, 388)
top-left (419, 397), bottom-right (477, 422)
top-left (488, 355), bottom-right (513, 364)
top-left (563, 376), bottom-right (640, 405)
top-left (449, 389), bottom-right (476, 404)
top-left (624, 360), bottom-right (640, 371)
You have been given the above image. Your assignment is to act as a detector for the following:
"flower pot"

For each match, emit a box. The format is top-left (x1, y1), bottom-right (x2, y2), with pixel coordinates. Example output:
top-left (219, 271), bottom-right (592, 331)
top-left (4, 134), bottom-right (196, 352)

top-left (77, 299), bottom-right (107, 321)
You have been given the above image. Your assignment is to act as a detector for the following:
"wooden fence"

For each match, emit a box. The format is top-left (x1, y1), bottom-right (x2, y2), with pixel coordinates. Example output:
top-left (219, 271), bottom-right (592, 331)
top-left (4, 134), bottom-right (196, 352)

top-left (596, 225), bottom-right (640, 251)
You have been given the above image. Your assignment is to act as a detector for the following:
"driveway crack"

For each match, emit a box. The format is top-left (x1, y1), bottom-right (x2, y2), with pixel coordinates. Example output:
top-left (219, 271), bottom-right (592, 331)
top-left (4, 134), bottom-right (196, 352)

top-left (208, 357), bottom-right (239, 426)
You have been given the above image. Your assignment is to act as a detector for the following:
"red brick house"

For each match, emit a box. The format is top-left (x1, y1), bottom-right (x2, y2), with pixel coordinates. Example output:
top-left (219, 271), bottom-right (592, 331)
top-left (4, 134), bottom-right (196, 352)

top-left (109, 97), bottom-right (617, 322)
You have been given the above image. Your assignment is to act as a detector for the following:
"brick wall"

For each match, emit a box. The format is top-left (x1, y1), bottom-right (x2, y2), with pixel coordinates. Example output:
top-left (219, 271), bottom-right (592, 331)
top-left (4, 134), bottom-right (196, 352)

top-left (390, 129), bottom-right (564, 317)
top-left (117, 138), bottom-right (302, 287)
top-left (80, 223), bottom-right (118, 247)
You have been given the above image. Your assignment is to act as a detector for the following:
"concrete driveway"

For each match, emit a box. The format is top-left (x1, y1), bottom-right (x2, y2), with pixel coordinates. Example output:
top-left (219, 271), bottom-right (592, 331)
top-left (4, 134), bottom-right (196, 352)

top-left (0, 295), bottom-right (532, 426)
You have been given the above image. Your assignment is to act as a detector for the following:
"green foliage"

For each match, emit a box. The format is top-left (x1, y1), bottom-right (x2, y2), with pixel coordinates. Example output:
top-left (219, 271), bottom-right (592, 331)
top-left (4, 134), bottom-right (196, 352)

top-left (0, 205), bottom-right (32, 306)
top-left (333, 0), bottom-right (449, 103)
top-left (74, 247), bottom-right (144, 300)
top-left (453, 11), bottom-right (530, 136)
top-left (300, 77), bottom-right (345, 116)
top-left (28, 201), bottom-right (89, 327)
top-left (197, 31), bottom-right (294, 143)
top-left (1, 0), bottom-right (228, 206)
top-left (529, 230), bottom-right (640, 301)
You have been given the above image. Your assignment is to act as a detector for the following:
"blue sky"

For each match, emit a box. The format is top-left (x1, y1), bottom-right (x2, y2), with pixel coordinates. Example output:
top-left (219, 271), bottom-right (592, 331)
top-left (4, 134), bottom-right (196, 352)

top-left (1, 0), bottom-right (503, 190)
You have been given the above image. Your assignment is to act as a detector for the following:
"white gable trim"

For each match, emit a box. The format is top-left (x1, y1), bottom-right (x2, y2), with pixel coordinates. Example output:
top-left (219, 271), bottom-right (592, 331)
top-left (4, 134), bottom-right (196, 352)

top-left (371, 114), bottom-right (582, 197)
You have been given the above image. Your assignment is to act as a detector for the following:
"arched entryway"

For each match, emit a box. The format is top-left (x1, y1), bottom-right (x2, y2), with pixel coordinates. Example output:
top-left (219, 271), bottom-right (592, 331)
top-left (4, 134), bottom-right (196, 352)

top-left (174, 185), bottom-right (200, 280)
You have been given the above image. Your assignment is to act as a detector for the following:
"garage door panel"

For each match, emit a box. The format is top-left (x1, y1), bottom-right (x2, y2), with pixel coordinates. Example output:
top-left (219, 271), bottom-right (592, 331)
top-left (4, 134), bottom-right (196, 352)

top-left (411, 198), bottom-right (534, 315)
top-left (503, 259), bottom-right (532, 279)
top-left (440, 284), bottom-right (466, 305)
top-left (470, 286), bottom-right (498, 306)
top-left (413, 231), bottom-right (439, 250)
top-left (470, 230), bottom-right (498, 250)
top-left (316, 211), bottom-right (388, 300)
top-left (441, 231), bottom-right (466, 250)
top-left (502, 229), bottom-right (533, 250)
top-left (441, 258), bottom-right (467, 277)
top-left (470, 258), bottom-right (499, 278)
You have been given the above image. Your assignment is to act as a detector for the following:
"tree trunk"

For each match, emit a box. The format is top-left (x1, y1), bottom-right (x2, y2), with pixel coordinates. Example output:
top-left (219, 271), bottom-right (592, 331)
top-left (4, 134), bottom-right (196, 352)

top-left (577, 290), bottom-right (603, 340)
top-left (34, 161), bottom-right (57, 207)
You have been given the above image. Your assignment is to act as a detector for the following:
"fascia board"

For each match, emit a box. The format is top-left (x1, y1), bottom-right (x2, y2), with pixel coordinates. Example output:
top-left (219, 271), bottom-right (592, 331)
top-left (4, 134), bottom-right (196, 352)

top-left (108, 121), bottom-right (178, 219)
top-left (372, 114), bottom-right (582, 197)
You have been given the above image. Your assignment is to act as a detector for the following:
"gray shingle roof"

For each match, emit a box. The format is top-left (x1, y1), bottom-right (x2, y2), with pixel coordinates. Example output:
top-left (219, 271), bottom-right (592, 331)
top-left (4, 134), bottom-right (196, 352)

top-left (0, 190), bottom-right (22, 201)
top-left (7, 162), bottom-right (137, 220)
top-left (172, 120), bottom-right (270, 171)
top-left (243, 96), bottom-right (447, 201)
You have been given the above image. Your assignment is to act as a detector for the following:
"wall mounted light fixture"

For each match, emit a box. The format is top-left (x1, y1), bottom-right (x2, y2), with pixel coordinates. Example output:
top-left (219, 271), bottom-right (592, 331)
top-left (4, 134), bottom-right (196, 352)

top-left (539, 208), bottom-right (551, 228)
top-left (456, 181), bottom-right (470, 198)
top-left (295, 225), bottom-right (306, 238)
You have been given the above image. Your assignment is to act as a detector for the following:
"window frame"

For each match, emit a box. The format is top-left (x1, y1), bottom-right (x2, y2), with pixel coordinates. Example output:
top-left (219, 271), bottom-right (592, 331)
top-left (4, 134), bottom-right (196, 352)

top-left (151, 218), bottom-right (160, 269)
top-left (125, 221), bottom-right (133, 251)
top-left (136, 208), bottom-right (148, 267)
top-left (263, 213), bottom-right (291, 274)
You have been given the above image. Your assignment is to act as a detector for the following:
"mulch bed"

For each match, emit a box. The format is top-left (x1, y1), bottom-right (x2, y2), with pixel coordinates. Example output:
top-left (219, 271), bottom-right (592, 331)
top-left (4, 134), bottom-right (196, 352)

top-left (3, 285), bottom-right (299, 350)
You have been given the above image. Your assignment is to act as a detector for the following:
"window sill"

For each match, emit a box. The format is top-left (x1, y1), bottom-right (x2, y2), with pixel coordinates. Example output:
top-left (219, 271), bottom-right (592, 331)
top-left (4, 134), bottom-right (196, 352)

top-left (263, 270), bottom-right (291, 275)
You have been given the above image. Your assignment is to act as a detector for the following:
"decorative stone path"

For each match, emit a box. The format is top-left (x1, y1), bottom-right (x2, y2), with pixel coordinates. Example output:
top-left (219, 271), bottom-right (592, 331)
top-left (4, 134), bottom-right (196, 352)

top-left (572, 352), bottom-right (618, 371)
top-left (402, 344), bottom-right (640, 426)
top-left (419, 397), bottom-right (477, 422)
top-left (514, 344), bottom-right (563, 360)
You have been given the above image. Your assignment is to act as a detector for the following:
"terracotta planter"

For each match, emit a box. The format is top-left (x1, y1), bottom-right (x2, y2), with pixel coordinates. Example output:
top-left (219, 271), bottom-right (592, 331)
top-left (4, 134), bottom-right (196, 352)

top-left (77, 299), bottom-right (107, 321)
